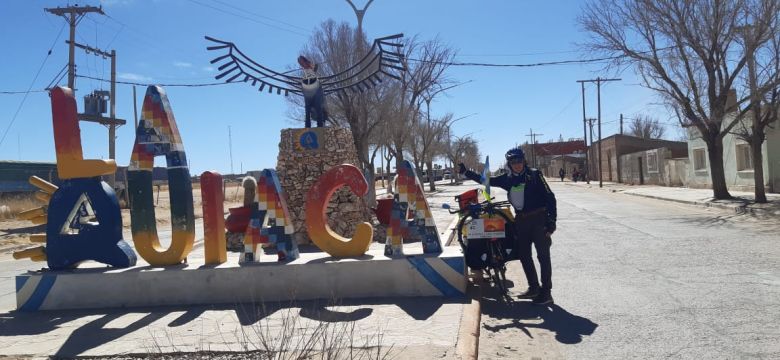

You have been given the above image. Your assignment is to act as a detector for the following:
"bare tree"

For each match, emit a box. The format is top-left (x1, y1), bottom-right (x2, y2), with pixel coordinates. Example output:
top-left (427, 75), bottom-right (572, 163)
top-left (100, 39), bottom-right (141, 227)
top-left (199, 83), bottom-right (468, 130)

top-left (301, 20), bottom-right (384, 206)
top-left (389, 36), bottom-right (456, 172)
top-left (446, 134), bottom-right (479, 183)
top-left (580, 0), bottom-right (780, 199)
top-left (417, 111), bottom-right (453, 191)
top-left (732, 14), bottom-right (780, 202)
top-left (628, 114), bottom-right (666, 139)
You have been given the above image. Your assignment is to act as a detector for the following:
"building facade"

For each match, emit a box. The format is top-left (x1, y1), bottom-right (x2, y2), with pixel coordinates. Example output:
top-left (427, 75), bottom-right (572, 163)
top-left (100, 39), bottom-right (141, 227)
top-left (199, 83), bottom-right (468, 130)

top-left (589, 134), bottom-right (688, 184)
top-left (619, 146), bottom-right (689, 186)
top-left (686, 112), bottom-right (780, 193)
top-left (521, 140), bottom-right (587, 177)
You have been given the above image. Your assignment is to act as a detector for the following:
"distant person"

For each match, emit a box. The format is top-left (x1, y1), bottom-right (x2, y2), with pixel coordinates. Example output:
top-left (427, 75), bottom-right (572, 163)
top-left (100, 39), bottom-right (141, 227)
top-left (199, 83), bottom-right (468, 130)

top-left (559, 168), bottom-right (566, 182)
top-left (459, 146), bottom-right (557, 305)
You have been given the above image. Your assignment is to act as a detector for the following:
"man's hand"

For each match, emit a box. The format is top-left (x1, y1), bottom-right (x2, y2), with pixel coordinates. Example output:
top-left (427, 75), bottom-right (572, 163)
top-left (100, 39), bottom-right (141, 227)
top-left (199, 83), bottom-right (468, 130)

top-left (458, 163), bottom-right (467, 175)
top-left (545, 222), bottom-right (556, 238)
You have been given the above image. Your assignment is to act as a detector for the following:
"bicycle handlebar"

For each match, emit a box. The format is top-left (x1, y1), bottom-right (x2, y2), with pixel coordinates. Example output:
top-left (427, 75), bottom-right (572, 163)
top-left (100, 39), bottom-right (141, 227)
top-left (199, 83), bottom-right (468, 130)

top-left (447, 199), bottom-right (511, 215)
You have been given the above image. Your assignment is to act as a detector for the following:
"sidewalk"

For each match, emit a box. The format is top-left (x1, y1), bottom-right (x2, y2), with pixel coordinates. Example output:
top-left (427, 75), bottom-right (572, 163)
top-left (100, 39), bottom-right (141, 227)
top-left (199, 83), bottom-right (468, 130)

top-left (562, 180), bottom-right (780, 218)
top-left (0, 183), bottom-right (477, 359)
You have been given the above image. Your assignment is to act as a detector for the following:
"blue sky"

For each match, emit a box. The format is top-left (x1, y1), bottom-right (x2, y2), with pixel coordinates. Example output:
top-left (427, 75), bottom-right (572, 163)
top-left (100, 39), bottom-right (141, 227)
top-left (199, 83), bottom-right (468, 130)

top-left (0, 0), bottom-right (680, 174)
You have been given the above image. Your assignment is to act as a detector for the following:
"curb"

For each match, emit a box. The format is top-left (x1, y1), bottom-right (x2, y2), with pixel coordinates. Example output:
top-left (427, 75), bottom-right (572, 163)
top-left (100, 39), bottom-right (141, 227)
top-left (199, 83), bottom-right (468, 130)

top-left (622, 192), bottom-right (777, 217)
top-left (564, 182), bottom-right (777, 218)
top-left (444, 215), bottom-right (461, 247)
top-left (444, 216), bottom-right (481, 360)
top-left (456, 272), bottom-right (482, 360)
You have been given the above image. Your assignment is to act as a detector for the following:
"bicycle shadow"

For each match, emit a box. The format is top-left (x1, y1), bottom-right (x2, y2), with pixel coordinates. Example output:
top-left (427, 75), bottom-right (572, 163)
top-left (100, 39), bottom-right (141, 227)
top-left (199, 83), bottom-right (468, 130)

top-left (481, 297), bottom-right (598, 344)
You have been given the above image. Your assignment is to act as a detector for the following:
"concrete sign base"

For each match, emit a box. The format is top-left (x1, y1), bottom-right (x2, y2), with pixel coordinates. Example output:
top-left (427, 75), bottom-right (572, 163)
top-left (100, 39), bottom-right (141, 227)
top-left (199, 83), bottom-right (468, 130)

top-left (16, 247), bottom-right (466, 311)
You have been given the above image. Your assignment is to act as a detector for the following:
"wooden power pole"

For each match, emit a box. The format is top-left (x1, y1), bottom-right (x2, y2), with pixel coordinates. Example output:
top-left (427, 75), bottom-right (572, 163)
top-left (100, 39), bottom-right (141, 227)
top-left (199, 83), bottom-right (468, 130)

top-left (576, 77), bottom-right (621, 187)
top-left (66, 40), bottom-right (126, 187)
top-left (45, 5), bottom-right (104, 90)
top-left (46, 5), bottom-right (126, 187)
top-left (525, 128), bottom-right (544, 169)
top-left (579, 81), bottom-right (590, 184)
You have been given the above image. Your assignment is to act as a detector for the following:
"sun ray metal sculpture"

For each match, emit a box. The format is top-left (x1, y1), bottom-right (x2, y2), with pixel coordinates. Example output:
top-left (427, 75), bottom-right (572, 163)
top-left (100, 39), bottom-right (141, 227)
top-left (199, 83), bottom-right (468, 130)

top-left (205, 33), bottom-right (405, 128)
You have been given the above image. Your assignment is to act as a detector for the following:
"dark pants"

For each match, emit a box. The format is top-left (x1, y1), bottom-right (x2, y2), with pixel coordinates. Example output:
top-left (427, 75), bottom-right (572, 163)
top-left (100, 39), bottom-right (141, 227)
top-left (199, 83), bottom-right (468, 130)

top-left (514, 209), bottom-right (552, 292)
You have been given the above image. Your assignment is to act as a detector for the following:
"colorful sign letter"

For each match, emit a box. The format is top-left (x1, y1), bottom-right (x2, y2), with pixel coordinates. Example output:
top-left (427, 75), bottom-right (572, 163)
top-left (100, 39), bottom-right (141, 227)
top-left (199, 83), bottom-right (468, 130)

top-left (50, 87), bottom-right (117, 179)
top-left (305, 164), bottom-right (372, 257)
top-left (12, 87), bottom-right (136, 269)
top-left (241, 169), bottom-right (299, 262)
top-left (385, 160), bottom-right (442, 256)
top-left (201, 171), bottom-right (227, 265)
top-left (128, 86), bottom-right (195, 266)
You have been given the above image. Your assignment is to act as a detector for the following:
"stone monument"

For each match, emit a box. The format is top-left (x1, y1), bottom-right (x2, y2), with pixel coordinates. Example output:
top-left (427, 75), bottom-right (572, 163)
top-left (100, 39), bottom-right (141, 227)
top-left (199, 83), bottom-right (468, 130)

top-left (276, 127), bottom-right (373, 245)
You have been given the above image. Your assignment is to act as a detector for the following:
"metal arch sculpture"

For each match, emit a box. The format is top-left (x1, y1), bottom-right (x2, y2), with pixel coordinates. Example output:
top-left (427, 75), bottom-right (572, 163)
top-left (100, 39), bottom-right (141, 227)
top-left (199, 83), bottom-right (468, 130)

top-left (204, 33), bottom-right (405, 128)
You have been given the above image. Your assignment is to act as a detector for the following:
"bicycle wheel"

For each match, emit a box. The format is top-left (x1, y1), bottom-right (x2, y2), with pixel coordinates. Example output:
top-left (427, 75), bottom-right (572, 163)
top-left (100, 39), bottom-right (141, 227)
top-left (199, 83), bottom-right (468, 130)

top-left (455, 214), bottom-right (472, 250)
top-left (488, 240), bottom-right (509, 296)
top-left (458, 215), bottom-right (486, 272)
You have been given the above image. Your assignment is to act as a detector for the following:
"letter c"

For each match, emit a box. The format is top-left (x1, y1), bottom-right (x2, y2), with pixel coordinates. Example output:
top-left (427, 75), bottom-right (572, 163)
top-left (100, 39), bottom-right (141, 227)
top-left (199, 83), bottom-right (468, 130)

top-left (304, 164), bottom-right (372, 257)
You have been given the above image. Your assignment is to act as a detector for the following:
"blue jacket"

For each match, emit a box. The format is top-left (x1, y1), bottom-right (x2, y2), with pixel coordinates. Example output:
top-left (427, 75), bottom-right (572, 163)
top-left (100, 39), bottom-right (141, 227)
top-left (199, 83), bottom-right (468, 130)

top-left (464, 167), bottom-right (557, 233)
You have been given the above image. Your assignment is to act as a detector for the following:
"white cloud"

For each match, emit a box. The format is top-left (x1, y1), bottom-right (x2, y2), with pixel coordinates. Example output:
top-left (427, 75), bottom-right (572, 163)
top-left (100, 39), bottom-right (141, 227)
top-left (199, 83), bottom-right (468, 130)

top-left (118, 73), bottom-right (153, 82)
top-left (202, 66), bottom-right (215, 72)
top-left (174, 61), bottom-right (193, 68)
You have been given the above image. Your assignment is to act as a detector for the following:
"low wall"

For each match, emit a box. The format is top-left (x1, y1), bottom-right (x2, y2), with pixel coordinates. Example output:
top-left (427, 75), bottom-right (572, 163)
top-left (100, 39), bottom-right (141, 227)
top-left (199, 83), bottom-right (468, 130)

top-left (16, 247), bottom-right (466, 311)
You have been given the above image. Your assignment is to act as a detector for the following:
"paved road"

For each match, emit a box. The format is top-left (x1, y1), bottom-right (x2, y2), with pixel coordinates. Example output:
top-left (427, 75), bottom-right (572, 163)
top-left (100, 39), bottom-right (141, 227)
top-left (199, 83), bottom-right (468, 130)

top-left (479, 181), bottom-right (780, 359)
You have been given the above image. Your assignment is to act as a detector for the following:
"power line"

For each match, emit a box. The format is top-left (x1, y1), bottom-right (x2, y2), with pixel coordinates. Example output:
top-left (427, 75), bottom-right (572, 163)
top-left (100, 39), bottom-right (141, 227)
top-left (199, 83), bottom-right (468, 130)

top-left (44, 63), bottom-right (68, 90)
top-left (186, 0), bottom-right (309, 37)
top-left (409, 46), bottom-right (677, 68)
top-left (76, 67), bottom-right (300, 88)
top-left (0, 21), bottom-right (67, 149)
top-left (210, 0), bottom-right (310, 32)
top-left (407, 55), bottom-right (621, 67)
top-left (0, 90), bottom-right (48, 95)
top-left (457, 49), bottom-right (581, 57)
top-left (77, 74), bottom-right (235, 87)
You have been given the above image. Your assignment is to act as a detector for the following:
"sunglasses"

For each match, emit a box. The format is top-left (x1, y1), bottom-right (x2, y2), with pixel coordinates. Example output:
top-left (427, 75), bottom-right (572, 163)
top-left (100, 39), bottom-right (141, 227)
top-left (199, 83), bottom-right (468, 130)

top-left (508, 159), bottom-right (524, 164)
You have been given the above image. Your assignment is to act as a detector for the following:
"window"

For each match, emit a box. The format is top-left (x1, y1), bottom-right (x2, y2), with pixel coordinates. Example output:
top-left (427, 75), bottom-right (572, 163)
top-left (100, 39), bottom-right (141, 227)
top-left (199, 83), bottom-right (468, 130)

top-left (646, 151), bottom-right (659, 173)
top-left (736, 143), bottom-right (753, 171)
top-left (693, 148), bottom-right (707, 171)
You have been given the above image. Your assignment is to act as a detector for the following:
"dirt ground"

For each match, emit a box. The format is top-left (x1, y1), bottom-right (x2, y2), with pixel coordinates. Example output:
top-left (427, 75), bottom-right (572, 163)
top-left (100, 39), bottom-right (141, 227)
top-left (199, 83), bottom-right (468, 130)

top-left (0, 183), bottom-right (246, 256)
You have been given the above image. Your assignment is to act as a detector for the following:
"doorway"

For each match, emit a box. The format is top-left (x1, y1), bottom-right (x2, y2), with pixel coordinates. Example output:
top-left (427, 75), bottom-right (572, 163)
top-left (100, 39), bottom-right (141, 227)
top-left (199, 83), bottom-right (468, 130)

top-left (638, 157), bottom-right (644, 185)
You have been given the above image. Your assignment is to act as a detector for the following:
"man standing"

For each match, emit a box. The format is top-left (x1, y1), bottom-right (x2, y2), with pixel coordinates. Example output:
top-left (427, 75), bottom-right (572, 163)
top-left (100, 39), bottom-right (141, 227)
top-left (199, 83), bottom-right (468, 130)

top-left (459, 147), bottom-right (557, 305)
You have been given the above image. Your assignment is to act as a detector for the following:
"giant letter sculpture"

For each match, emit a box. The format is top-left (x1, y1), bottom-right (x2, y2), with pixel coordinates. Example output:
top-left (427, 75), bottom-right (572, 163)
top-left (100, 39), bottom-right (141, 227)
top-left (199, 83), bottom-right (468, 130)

top-left (128, 86), bottom-right (195, 266)
top-left (385, 160), bottom-right (442, 256)
top-left (241, 169), bottom-right (299, 262)
top-left (201, 171), bottom-right (227, 265)
top-left (305, 165), bottom-right (373, 257)
top-left (12, 87), bottom-right (136, 269)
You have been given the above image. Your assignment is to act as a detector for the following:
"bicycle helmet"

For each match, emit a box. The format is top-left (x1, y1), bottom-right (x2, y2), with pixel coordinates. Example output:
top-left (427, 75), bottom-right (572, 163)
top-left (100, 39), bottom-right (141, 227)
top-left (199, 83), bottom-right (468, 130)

top-left (505, 147), bottom-right (525, 162)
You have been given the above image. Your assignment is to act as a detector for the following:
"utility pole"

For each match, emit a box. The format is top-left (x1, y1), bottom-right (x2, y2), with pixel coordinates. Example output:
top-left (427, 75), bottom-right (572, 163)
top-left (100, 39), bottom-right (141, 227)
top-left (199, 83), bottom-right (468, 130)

top-left (69, 40), bottom-right (126, 187)
top-left (579, 81), bottom-right (589, 184)
top-left (45, 5), bottom-right (104, 90)
top-left (620, 113), bottom-right (624, 135)
top-left (587, 118), bottom-right (596, 181)
top-left (525, 128), bottom-right (543, 169)
top-left (132, 86), bottom-right (139, 129)
top-left (577, 77), bottom-right (621, 187)
top-left (228, 126), bottom-right (234, 175)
